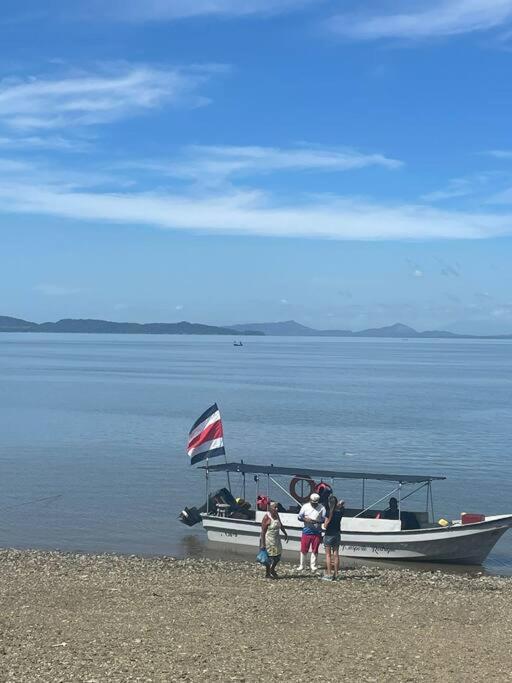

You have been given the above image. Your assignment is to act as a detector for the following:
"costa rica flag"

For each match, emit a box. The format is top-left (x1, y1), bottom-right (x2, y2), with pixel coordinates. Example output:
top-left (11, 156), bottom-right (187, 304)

top-left (187, 403), bottom-right (225, 465)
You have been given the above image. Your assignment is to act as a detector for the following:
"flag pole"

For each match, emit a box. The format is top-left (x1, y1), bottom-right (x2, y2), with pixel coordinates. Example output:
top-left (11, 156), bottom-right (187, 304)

top-left (205, 454), bottom-right (209, 514)
top-left (223, 443), bottom-right (232, 493)
top-left (218, 403), bottom-right (231, 493)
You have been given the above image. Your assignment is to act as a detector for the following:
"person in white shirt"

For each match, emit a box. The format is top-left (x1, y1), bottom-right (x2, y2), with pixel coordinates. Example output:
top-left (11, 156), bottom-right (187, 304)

top-left (297, 492), bottom-right (326, 571)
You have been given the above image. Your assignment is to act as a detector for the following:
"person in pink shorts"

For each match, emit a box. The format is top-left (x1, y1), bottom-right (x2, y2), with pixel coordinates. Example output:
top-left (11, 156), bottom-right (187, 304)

top-left (297, 492), bottom-right (326, 572)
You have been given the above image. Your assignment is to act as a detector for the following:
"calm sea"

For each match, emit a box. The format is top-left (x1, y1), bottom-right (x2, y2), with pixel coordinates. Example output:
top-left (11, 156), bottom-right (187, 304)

top-left (1, 333), bottom-right (511, 574)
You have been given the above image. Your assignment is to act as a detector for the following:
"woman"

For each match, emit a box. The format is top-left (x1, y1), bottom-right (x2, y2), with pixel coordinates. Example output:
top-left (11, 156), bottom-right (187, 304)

top-left (322, 496), bottom-right (345, 581)
top-left (260, 501), bottom-right (288, 579)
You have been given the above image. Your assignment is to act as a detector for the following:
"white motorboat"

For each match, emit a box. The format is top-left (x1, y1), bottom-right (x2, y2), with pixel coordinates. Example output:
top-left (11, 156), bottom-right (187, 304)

top-left (180, 461), bottom-right (512, 565)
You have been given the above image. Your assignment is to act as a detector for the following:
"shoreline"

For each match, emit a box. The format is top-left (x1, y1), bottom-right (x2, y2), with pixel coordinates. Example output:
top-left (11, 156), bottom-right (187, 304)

top-left (1, 549), bottom-right (512, 682)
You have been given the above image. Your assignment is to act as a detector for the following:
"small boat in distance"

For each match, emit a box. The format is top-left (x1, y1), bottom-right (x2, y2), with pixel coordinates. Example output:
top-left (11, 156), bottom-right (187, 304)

top-left (233, 341), bottom-right (243, 346)
top-left (180, 461), bottom-right (512, 565)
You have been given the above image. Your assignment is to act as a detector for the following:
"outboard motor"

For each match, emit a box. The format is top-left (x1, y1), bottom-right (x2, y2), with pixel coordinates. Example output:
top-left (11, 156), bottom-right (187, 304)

top-left (178, 487), bottom-right (241, 526)
top-left (179, 506), bottom-right (202, 527)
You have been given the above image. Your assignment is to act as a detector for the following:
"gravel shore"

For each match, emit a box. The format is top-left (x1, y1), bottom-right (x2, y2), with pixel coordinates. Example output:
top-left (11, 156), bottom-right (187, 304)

top-left (1, 549), bottom-right (511, 682)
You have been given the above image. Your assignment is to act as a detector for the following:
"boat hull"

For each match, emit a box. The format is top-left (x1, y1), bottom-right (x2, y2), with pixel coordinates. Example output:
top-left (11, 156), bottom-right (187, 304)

top-left (201, 513), bottom-right (512, 565)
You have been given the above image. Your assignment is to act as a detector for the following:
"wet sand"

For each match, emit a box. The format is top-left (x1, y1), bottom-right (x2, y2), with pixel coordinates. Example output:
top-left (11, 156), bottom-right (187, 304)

top-left (1, 549), bottom-right (511, 682)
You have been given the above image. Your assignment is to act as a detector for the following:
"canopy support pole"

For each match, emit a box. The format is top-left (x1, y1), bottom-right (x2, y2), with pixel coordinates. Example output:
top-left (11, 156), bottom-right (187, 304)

top-left (254, 475), bottom-right (259, 511)
top-left (269, 475), bottom-right (300, 507)
top-left (429, 481), bottom-right (435, 522)
top-left (354, 484), bottom-right (401, 518)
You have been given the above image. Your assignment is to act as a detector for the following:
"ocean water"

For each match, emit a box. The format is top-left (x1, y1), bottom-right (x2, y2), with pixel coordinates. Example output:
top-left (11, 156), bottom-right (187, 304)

top-left (1, 333), bottom-right (511, 574)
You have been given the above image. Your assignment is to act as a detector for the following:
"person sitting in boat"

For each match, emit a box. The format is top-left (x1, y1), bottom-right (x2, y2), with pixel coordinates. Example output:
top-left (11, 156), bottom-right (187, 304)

top-left (297, 492), bottom-right (326, 572)
top-left (381, 497), bottom-right (399, 520)
top-left (380, 497), bottom-right (420, 528)
top-left (260, 501), bottom-right (288, 579)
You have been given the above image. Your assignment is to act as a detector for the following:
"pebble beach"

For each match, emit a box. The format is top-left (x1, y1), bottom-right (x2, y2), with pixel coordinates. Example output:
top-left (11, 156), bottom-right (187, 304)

top-left (1, 550), bottom-right (512, 682)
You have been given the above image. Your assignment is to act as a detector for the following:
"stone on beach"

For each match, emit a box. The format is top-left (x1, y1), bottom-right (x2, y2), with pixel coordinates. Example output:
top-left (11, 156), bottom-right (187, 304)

top-left (1, 549), bottom-right (511, 682)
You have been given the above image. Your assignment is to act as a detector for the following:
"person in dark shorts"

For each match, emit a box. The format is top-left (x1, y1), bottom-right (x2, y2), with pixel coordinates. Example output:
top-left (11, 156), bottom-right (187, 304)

top-left (322, 496), bottom-right (345, 581)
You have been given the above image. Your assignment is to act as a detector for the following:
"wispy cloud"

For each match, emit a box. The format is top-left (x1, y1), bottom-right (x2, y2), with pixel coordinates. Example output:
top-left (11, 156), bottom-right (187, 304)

top-left (83, 0), bottom-right (319, 22)
top-left (128, 144), bottom-right (403, 183)
top-left (328, 0), bottom-right (512, 41)
top-left (1, 139), bottom-right (511, 242)
top-left (0, 135), bottom-right (89, 151)
top-left (0, 175), bottom-right (511, 241)
top-left (486, 149), bottom-right (512, 159)
top-left (34, 283), bottom-right (85, 296)
top-left (0, 64), bottom-right (220, 131)
top-left (421, 174), bottom-right (496, 202)
top-left (487, 186), bottom-right (512, 203)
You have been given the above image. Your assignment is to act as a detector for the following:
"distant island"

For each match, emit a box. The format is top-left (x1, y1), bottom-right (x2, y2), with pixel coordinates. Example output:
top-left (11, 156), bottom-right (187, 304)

top-left (228, 320), bottom-right (512, 339)
top-left (1, 316), bottom-right (511, 339)
top-left (0, 316), bottom-right (262, 336)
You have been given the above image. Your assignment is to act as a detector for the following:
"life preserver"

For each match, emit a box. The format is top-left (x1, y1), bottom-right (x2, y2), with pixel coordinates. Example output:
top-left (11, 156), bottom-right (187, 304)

top-left (257, 495), bottom-right (271, 511)
top-left (315, 482), bottom-right (332, 497)
top-left (289, 476), bottom-right (317, 504)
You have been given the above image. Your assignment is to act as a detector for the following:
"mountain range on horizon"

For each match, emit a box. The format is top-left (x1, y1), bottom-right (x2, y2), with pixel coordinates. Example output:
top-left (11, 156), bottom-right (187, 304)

top-left (228, 320), bottom-right (512, 339)
top-left (0, 316), bottom-right (262, 336)
top-left (1, 315), bottom-right (512, 339)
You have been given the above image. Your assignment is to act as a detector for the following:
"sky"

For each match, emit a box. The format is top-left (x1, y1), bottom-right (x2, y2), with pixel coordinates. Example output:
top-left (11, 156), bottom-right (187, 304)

top-left (2, 0), bottom-right (512, 333)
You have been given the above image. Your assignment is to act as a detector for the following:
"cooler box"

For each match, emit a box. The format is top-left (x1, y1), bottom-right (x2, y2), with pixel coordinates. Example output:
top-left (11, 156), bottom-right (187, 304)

top-left (461, 513), bottom-right (485, 525)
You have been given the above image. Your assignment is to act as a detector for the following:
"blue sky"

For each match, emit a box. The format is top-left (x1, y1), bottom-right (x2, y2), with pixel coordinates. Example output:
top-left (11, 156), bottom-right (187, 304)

top-left (2, 0), bottom-right (512, 333)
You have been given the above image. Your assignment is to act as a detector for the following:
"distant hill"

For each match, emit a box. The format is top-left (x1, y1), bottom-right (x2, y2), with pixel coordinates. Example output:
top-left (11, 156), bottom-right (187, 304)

top-left (2, 315), bottom-right (511, 338)
top-left (0, 316), bottom-right (263, 336)
top-left (0, 316), bottom-right (38, 332)
top-left (229, 320), bottom-right (322, 336)
top-left (229, 320), bottom-right (512, 339)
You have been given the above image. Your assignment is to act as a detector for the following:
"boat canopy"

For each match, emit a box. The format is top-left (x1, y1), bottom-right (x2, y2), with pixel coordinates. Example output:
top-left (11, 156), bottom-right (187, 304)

top-left (200, 461), bottom-right (445, 484)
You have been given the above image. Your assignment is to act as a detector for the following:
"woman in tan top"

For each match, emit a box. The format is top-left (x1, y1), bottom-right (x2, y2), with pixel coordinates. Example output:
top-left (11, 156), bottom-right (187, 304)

top-left (260, 501), bottom-right (288, 579)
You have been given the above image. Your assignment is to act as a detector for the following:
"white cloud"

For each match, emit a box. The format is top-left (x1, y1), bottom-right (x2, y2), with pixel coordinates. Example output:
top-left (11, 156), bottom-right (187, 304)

top-left (0, 158), bottom-right (31, 172)
top-left (413, 269), bottom-right (424, 278)
top-left (421, 179), bottom-right (474, 202)
top-left (487, 186), bottom-right (512, 203)
top-left (149, 144), bottom-right (403, 182)
top-left (86, 0), bottom-right (319, 22)
top-left (0, 64), bottom-right (218, 131)
top-left (422, 173), bottom-right (499, 203)
top-left (175, 304), bottom-right (184, 310)
top-left (329, 0), bottom-right (512, 41)
top-left (34, 283), bottom-right (84, 296)
top-left (0, 135), bottom-right (89, 151)
top-left (486, 149), bottom-right (512, 159)
top-left (1, 176), bottom-right (512, 241)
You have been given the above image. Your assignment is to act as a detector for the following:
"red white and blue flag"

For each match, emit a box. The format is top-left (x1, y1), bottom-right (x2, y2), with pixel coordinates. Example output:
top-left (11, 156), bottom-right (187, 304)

top-left (187, 403), bottom-right (225, 465)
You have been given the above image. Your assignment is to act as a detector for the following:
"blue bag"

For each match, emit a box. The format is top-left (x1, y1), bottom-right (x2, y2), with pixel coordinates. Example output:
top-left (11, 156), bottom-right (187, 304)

top-left (256, 548), bottom-right (270, 565)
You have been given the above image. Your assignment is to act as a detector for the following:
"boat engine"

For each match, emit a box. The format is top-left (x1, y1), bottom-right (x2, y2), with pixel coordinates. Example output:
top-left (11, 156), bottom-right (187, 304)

top-left (179, 506), bottom-right (202, 527)
top-left (178, 487), bottom-right (239, 526)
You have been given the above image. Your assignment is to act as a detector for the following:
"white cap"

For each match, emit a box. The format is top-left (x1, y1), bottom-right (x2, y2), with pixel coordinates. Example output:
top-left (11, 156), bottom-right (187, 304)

top-left (310, 493), bottom-right (320, 502)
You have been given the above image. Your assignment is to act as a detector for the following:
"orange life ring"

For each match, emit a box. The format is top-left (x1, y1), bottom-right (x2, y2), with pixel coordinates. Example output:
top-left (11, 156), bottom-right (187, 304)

top-left (315, 482), bottom-right (332, 497)
top-left (289, 476), bottom-right (317, 504)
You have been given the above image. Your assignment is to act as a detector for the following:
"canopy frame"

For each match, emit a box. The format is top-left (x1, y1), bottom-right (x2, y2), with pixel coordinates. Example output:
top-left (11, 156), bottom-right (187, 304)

top-left (200, 461), bottom-right (445, 484)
